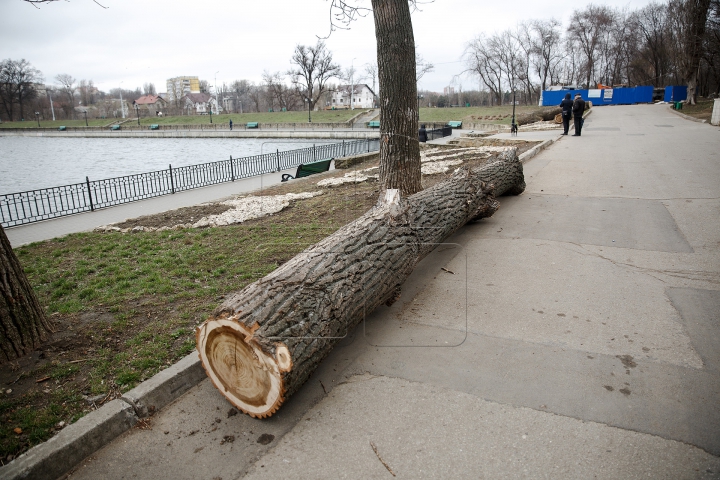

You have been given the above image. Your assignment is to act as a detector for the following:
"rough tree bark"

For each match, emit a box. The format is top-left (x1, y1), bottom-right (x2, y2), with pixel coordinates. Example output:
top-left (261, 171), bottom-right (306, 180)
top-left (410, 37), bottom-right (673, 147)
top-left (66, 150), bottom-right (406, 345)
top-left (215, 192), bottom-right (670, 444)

top-left (372, 0), bottom-right (421, 197)
top-left (0, 225), bottom-right (52, 364)
top-left (196, 149), bottom-right (525, 417)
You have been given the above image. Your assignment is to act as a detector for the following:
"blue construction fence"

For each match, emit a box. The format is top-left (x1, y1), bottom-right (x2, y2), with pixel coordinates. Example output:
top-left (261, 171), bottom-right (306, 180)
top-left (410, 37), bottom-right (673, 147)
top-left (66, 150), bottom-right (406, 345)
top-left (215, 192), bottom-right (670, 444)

top-left (541, 86), bottom-right (654, 107)
top-left (664, 86), bottom-right (687, 102)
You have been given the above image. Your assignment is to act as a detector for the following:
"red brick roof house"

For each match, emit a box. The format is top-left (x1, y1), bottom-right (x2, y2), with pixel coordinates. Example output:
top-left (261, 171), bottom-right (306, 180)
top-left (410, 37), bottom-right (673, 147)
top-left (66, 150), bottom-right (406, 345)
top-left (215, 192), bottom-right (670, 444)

top-left (133, 95), bottom-right (168, 114)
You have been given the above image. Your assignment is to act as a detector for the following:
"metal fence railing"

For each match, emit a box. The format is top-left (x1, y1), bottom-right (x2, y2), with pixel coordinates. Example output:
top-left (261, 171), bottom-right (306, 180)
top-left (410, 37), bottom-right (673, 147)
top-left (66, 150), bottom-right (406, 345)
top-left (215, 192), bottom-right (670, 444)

top-left (1, 138), bottom-right (380, 228)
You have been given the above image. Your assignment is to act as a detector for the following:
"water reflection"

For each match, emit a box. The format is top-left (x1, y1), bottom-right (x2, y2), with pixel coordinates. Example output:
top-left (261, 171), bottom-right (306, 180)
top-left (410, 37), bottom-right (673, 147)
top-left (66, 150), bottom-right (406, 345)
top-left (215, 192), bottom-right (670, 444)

top-left (0, 137), bottom-right (337, 194)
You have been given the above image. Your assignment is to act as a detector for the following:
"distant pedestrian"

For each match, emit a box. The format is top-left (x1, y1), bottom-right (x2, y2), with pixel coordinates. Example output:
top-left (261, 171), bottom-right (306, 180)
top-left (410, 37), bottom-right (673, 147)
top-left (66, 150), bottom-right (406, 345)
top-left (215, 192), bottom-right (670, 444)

top-left (229, 119), bottom-right (233, 131)
top-left (419, 124), bottom-right (428, 143)
top-left (559, 93), bottom-right (573, 135)
top-left (572, 93), bottom-right (586, 136)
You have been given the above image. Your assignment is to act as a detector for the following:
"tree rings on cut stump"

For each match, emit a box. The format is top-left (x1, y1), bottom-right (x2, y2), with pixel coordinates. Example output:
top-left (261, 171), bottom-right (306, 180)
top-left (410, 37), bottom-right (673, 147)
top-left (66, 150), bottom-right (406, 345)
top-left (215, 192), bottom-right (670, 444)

top-left (196, 319), bottom-right (285, 418)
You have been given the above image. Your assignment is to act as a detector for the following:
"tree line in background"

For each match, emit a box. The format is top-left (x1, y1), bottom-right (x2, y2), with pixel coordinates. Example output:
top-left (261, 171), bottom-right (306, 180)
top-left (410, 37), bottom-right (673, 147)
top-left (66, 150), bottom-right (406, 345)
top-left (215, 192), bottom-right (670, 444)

top-left (464, 0), bottom-right (718, 106)
top-left (1, 0), bottom-right (718, 121)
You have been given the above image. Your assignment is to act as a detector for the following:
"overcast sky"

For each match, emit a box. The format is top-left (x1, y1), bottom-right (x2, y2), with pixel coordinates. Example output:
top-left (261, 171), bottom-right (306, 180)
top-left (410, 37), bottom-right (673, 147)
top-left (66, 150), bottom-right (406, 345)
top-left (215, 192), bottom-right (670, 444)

top-left (1, 0), bottom-right (656, 94)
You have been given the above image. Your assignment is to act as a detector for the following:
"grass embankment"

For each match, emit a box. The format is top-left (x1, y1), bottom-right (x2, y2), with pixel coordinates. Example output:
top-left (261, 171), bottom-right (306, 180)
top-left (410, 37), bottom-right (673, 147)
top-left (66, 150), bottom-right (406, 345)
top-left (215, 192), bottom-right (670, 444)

top-left (0, 179), bottom-right (375, 462)
top-left (0, 105), bottom-right (547, 129)
top-left (679, 98), bottom-right (715, 122)
top-left (0, 110), bottom-right (370, 129)
top-left (0, 119), bottom-right (120, 129)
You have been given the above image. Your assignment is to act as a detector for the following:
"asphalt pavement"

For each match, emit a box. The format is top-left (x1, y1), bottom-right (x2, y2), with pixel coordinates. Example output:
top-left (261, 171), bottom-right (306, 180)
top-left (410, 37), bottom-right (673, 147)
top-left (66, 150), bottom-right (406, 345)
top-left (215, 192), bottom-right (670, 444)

top-left (7, 105), bottom-right (720, 479)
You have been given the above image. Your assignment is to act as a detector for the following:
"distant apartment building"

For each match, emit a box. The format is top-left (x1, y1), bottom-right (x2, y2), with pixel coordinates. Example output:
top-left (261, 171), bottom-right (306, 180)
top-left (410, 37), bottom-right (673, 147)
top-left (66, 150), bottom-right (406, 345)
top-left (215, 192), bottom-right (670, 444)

top-left (443, 86), bottom-right (455, 96)
top-left (166, 76), bottom-right (200, 105)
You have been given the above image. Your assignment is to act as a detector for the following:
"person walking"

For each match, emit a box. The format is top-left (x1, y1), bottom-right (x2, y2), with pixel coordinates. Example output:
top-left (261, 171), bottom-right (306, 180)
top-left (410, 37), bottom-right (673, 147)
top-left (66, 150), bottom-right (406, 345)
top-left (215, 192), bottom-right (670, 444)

top-left (572, 93), bottom-right (586, 136)
top-left (229, 119), bottom-right (233, 131)
top-left (559, 93), bottom-right (573, 135)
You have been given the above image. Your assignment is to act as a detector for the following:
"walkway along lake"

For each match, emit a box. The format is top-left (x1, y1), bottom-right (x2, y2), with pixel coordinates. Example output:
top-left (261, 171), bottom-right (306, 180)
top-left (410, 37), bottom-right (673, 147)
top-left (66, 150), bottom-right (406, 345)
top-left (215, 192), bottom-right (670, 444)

top-left (0, 136), bottom-right (344, 194)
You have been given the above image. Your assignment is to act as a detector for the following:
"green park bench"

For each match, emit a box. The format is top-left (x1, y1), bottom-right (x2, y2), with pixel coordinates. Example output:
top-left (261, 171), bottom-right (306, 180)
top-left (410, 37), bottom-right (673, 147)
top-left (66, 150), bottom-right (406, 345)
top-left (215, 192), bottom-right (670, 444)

top-left (367, 121), bottom-right (380, 128)
top-left (281, 159), bottom-right (333, 182)
top-left (246, 122), bottom-right (259, 129)
top-left (110, 125), bottom-right (121, 131)
top-left (149, 124), bottom-right (160, 130)
top-left (447, 121), bottom-right (463, 128)
top-left (58, 126), bottom-right (66, 131)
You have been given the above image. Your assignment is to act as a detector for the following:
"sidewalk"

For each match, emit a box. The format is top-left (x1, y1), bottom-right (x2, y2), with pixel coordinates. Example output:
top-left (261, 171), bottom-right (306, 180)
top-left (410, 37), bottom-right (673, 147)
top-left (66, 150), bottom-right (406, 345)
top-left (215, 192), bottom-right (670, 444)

top-left (4, 166), bottom-right (300, 247)
top-left (7, 104), bottom-right (720, 479)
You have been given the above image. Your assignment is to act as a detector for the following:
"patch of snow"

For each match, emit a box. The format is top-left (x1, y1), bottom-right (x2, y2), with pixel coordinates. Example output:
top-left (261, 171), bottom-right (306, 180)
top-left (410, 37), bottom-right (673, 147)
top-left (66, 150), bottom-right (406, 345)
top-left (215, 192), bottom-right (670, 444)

top-left (193, 192), bottom-right (324, 227)
top-left (317, 169), bottom-right (379, 187)
top-left (421, 159), bottom-right (464, 175)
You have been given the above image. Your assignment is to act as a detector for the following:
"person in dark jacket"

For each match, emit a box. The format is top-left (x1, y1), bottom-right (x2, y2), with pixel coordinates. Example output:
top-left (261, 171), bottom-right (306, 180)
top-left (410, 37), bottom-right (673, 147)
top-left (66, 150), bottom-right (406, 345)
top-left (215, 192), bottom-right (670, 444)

top-left (572, 93), bottom-right (586, 136)
top-left (559, 93), bottom-right (573, 135)
top-left (418, 124), bottom-right (428, 143)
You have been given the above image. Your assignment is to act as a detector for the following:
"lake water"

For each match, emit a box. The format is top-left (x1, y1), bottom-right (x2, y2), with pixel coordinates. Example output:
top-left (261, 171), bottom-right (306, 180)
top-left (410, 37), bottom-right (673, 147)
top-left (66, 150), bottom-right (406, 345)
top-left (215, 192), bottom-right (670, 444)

top-left (0, 137), bottom-right (339, 194)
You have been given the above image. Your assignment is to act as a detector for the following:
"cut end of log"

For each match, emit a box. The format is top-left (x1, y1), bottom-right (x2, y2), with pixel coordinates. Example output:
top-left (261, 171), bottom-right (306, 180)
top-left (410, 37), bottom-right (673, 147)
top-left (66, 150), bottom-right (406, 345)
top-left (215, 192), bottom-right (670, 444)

top-left (196, 318), bottom-right (285, 418)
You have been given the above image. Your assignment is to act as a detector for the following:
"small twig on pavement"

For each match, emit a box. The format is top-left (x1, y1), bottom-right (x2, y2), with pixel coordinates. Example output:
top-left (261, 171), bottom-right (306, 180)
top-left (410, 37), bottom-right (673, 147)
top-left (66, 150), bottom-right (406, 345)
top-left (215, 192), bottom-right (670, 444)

top-left (319, 380), bottom-right (327, 394)
top-left (370, 441), bottom-right (396, 476)
top-left (441, 267), bottom-right (456, 275)
top-left (35, 376), bottom-right (50, 383)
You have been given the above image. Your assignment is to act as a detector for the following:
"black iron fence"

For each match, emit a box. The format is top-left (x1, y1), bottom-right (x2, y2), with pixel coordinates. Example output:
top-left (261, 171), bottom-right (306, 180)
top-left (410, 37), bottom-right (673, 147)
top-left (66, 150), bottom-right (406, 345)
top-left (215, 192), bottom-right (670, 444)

top-left (1, 138), bottom-right (380, 228)
top-left (426, 125), bottom-right (453, 141)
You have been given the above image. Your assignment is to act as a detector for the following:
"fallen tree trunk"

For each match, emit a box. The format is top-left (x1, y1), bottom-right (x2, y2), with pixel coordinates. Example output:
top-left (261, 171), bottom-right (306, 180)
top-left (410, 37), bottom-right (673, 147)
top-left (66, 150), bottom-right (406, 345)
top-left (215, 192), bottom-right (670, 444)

top-left (516, 107), bottom-right (562, 126)
top-left (196, 149), bottom-right (525, 417)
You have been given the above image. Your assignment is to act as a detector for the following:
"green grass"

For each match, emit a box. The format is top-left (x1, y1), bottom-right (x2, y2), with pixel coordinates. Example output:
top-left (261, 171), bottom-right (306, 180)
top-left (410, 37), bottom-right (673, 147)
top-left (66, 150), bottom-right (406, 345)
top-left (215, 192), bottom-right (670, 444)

top-left (2, 221), bottom-right (341, 458)
top-left (0, 109), bottom-right (372, 129)
top-left (679, 98), bottom-right (714, 122)
top-left (419, 105), bottom-right (541, 124)
top-left (135, 109), bottom-right (370, 126)
top-left (0, 119), bottom-right (121, 128)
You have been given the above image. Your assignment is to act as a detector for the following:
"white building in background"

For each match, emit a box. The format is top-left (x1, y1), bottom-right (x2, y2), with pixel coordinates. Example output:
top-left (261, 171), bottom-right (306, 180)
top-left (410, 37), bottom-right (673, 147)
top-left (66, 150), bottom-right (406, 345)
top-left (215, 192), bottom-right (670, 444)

top-left (166, 76), bottom-right (200, 105)
top-left (330, 84), bottom-right (376, 109)
top-left (183, 93), bottom-right (220, 114)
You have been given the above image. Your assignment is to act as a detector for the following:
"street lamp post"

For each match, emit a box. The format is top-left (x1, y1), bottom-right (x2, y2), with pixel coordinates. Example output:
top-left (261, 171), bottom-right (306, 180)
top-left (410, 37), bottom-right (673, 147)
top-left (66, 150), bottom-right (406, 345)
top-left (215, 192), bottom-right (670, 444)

top-left (83, 110), bottom-right (88, 127)
top-left (48, 90), bottom-right (56, 121)
top-left (511, 88), bottom-right (517, 134)
top-left (209, 103), bottom-right (213, 124)
top-left (35, 111), bottom-right (40, 127)
top-left (214, 71), bottom-right (220, 119)
top-left (135, 104), bottom-right (140, 126)
top-left (119, 81), bottom-right (125, 119)
top-left (305, 97), bottom-right (311, 123)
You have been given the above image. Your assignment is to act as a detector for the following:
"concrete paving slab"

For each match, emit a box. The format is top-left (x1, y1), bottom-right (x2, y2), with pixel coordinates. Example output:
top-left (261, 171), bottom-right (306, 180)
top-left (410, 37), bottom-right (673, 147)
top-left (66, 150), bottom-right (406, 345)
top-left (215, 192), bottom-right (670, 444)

top-left (244, 375), bottom-right (720, 479)
top-left (667, 288), bottom-right (720, 372)
top-left (485, 194), bottom-right (693, 253)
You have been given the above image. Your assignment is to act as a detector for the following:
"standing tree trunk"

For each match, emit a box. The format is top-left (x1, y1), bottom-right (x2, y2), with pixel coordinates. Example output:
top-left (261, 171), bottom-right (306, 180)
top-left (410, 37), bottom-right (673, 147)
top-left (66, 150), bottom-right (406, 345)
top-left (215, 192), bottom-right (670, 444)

top-left (372, 0), bottom-right (421, 197)
top-left (683, 0), bottom-right (711, 105)
top-left (196, 150), bottom-right (525, 418)
top-left (0, 225), bottom-right (52, 364)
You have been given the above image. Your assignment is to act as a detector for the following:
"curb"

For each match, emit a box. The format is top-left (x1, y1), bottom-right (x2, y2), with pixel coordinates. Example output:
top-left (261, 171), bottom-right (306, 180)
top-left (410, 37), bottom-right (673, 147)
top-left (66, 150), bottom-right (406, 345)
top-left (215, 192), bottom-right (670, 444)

top-left (519, 135), bottom-right (562, 164)
top-left (1, 352), bottom-right (204, 480)
top-left (666, 105), bottom-right (708, 123)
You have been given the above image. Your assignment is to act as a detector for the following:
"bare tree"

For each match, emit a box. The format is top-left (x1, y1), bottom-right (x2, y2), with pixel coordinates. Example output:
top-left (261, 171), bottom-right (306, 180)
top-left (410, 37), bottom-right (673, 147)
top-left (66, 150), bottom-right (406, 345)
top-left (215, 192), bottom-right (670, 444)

top-left (263, 71), bottom-right (300, 112)
top-left (465, 34), bottom-right (505, 105)
top-left (287, 40), bottom-right (341, 121)
top-left (55, 73), bottom-right (76, 118)
top-left (415, 49), bottom-right (434, 83)
top-left (668, 0), bottom-right (712, 103)
top-left (0, 59), bottom-right (43, 121)
top-left (143, 82), bottom-right (156, 95)
top-left (567, 4), bottom-right (615, 87)
top-left (77, 79), bottom-right (96, 106)
top-left (528, 19), bottom-right (564, 91)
